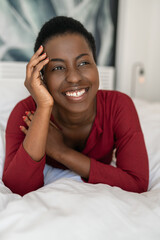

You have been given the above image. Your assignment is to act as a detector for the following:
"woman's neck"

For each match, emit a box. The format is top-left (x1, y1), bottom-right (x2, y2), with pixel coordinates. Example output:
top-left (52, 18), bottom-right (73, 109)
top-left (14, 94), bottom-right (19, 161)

top-left (52, 98), bottom-right (97, 129)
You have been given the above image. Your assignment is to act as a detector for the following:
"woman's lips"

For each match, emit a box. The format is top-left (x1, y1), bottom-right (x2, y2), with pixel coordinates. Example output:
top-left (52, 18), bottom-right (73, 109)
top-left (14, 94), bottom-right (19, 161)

top-left (65, 88), bottom-right (85, 97)
top-left (62, 87), bottom-right (89, 100)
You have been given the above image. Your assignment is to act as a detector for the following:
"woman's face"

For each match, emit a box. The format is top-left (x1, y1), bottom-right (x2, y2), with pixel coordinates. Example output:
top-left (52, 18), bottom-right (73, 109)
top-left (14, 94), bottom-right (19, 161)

top-left (43, 33), bottom-right (99, 114)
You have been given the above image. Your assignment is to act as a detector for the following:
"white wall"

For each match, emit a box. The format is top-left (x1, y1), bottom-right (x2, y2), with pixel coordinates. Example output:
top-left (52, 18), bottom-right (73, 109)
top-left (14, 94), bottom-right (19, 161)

top-left (116, 0), bottom-right (160, 101)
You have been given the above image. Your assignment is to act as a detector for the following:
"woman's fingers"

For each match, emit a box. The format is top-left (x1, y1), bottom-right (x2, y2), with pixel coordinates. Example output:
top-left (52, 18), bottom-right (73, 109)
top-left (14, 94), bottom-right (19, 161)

top-left (20, 111), bottom-right (35, 134)
top-left (28, 52), bottom-right (47, 70)
top-left (24, 44), bottom-right (53, 108)
top-left (20, 126), bottom-right (28, 135)
top-left (20, 111), bottom-right (58, 130)
top-left (22, 116), bottom-right (31, 127)
top-left (26, 46), bottom-right (43, 78)
top-left (20, 113), bottom-right (59, 138)
top-left (25, 111), bottom-right (34, 120)
top-left (31, 57), bottom-right (49, 79)
top-left (21, 111), bottom-right (34, 128)
top-left (30, 45), bottom-right (43, 62)
top-left (26, 53), bottom-right (49, 80)
top-left (26, 45), bottom-right (50, 80)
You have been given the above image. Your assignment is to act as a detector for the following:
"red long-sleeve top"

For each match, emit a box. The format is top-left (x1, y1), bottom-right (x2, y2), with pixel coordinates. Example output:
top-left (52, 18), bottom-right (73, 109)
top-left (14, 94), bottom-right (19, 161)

top-left (2, 90), bottom-right (149, 195)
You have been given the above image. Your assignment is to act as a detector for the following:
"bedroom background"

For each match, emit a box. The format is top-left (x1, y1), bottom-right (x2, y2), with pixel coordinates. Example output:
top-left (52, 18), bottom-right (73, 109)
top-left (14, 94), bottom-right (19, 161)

top-left (0, 0), bottom-right (160, 102)
top-left (116, 0), bottom-right (160, 102)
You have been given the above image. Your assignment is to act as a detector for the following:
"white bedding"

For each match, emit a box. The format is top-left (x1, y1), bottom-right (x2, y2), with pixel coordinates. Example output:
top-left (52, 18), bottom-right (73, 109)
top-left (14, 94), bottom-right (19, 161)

top-left (0, 68), bottom-right (160, 239)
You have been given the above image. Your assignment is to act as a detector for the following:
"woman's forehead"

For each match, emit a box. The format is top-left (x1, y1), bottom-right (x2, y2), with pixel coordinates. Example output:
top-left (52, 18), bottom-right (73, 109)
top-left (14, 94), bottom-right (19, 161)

top-left (44, 33), bottom-right (92, 56)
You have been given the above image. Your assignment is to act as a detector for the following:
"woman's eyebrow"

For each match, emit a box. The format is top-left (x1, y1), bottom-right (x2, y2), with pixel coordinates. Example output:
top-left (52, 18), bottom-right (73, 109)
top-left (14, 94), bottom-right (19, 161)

top-left (76, 53), bottom-right (89, 60)
top-left (50, 53), bottom-right (89, 63)
top-left (50, 58), bottom-right (65, 62)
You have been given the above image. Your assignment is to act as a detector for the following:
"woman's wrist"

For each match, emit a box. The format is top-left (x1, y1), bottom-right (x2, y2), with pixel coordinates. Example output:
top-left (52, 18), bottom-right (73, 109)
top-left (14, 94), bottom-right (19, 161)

top-left (22, 103), bottom-right (53, 162)
top-left (47, 144), bottom-right (69, 161)
top-left (36, 100), bottom-right (54, 110)
top-left (49, 146), bottom-right (90, 179)
top-left (35, 104), bottom-right (53, 115)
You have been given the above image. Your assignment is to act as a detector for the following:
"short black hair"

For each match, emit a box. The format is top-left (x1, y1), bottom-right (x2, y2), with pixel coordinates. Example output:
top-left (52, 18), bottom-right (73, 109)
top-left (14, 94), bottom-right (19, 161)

top-left (34, 16), bottom-right (97, 62)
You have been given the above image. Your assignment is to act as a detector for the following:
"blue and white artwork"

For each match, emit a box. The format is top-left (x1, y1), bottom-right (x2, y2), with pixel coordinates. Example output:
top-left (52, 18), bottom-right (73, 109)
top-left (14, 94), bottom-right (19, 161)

top-left (0, 0), bottom-right (118, 66)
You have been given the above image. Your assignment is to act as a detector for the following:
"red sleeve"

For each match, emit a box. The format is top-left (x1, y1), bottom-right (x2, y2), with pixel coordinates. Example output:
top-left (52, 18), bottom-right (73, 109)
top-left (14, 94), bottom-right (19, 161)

top-left (2, 97), bottom-right (46, 196)
top-left (87, 93), bottom-right (149, 193)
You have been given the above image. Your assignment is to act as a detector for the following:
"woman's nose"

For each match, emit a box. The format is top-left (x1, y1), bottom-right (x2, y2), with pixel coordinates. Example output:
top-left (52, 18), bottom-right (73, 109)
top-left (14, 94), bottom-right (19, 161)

top-left (66, 68), bottom-right (81, 83)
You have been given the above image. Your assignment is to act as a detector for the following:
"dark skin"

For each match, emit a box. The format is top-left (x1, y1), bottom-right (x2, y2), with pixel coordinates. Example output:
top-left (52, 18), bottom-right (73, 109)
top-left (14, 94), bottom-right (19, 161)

top-left (21, 33), bottom-right (99, 179)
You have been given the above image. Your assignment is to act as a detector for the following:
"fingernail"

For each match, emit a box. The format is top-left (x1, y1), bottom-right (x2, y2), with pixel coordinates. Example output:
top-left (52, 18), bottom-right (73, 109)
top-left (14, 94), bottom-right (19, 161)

top-left (31, 111), bottom-right (35, 114)
top-left (39, 45), bottom-right (43, 49)
top-left (20, 126), bottom-right (23, 130)
top-left (25, 111), bottom-right (30, 115)
top-left (22, 116), bottom-right (27, 120)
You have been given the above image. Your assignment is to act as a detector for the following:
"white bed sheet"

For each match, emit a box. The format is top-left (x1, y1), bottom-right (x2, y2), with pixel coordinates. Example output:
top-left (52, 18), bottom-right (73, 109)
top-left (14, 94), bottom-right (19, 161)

top-left (1, 74), bottom-right (160, 239)
top-left (0, 179), bottom-right (160, 240)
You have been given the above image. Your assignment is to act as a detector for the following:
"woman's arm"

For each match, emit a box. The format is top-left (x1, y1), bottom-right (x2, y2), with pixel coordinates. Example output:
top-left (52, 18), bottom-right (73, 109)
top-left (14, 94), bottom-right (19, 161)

top-left (22, 114), bottom-right (91, 179)
top-left (3, 46), bottom-right (54, 195)
top-left (2, 99), bottom-right (46, 196)
top-left (22, 45), bottom-right (53, 161)
top-left (45, 128), bottom-right (149, 193)
top-left (22, 106), bottom-right (52, 161)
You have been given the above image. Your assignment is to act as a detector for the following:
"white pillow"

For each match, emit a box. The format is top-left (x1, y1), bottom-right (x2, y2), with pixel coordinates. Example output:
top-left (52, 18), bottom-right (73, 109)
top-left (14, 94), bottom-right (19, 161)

top-left (0, 79), bottom-right (29, 131)
top-left (133, 99), bottom-right (160, 190)
top-left (0, 129), bottom-right (5, 179)
top-left (0, 74), bottom-right (29, 179)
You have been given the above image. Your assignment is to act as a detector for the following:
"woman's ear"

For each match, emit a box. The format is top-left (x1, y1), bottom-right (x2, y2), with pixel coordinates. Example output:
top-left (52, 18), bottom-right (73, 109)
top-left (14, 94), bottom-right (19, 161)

top-left (40, 71), bottom-right (44, 81)
top-left (41, 68), bottom-right (47, 83)
top-left (41, 73), bottom-right (48, 89)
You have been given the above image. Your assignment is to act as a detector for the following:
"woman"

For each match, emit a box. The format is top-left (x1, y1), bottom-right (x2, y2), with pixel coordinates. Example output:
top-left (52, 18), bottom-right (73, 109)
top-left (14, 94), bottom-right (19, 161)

top-left (2, 16), bottom-right (149, 196)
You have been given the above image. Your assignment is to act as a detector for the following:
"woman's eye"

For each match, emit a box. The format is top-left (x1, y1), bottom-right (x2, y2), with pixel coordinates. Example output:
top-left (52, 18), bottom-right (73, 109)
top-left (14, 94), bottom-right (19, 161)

top-left (79, 61), bottom-right (89, 67)
top-left (52, 66), bottom-right (65, 71)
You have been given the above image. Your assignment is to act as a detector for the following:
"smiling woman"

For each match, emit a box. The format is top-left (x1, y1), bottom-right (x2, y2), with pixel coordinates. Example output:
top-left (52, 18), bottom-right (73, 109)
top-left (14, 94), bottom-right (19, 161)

top-left (2, 16), bottom-right (149, 196)
top-left (43, 34), bottom-right (99, 115)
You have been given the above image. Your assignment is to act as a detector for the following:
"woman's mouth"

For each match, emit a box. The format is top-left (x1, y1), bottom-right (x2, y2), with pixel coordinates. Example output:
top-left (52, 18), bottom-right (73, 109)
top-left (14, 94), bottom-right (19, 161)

top-left (62, 87), bottom-right (89, 101)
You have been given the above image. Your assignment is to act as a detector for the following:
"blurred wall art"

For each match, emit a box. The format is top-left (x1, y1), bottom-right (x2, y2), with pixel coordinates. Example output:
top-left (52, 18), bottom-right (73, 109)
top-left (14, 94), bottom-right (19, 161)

top-left (0, 0), bottom-right (118, 66)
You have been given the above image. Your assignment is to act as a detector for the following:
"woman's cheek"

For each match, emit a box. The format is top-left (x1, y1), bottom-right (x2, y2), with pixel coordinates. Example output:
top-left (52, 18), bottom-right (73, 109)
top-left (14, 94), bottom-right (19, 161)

top-left (47, 77), bottom-right (63, 93)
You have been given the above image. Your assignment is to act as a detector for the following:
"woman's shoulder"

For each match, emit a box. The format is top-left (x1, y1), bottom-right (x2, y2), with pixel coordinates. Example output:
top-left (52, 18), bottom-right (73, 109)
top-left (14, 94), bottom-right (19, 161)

top-left (6, 96), bottom-right (36, 133)
top-left (8, 96), bottom-right (36, 122)
top-left (97, 89), bottom-right (131, 99)
top-left (97, 90), bottom-right (139, 126)
top-left (14, 95), bottom-right (36, 111)
top-left (97, 90), bottom-right (133, 105)
top-left (96, 90), bottom-right (141, 133)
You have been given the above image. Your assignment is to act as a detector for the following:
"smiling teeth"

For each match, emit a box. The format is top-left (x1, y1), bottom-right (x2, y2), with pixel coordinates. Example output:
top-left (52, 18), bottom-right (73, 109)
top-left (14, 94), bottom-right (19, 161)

top-left (65, 89), bottom-right (85, 97)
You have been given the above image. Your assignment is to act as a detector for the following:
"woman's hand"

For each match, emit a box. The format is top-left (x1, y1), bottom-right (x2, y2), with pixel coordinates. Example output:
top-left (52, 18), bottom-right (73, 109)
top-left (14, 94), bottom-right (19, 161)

top-left (20, 111), bottom-right (67, 158)
top-left (21, 111), bottom-right (90, 178)
top-left (25, 45), bottom-right (54, 108)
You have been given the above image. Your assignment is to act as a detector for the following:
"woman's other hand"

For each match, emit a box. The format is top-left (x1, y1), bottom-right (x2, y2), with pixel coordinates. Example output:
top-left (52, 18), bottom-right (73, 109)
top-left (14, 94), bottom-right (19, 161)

top-left (20, 111), bottom-right (90, 178)
top-left (20, 111), bottom-right (67, 158)
top-left (25, 45), bottom-right (54, 108)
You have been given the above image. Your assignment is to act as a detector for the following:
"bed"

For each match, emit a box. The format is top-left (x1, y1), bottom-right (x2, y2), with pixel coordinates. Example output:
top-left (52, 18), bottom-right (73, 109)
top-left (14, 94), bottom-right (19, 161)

top-left (0, 64), bottom-right (160, 240)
